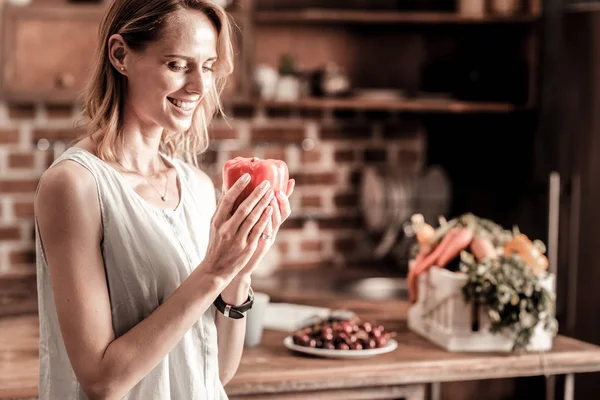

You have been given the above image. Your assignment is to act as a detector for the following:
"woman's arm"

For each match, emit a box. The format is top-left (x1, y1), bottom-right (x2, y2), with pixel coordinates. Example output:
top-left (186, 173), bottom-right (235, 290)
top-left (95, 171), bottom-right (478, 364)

top-left (196, 167), bottom-right (294, 385)
top-left (35, 162), bottom-right (268, 400)
top-left (214, 275), bottom-right (251, 385)
top-left (189, 167), bottom-right (250, 384)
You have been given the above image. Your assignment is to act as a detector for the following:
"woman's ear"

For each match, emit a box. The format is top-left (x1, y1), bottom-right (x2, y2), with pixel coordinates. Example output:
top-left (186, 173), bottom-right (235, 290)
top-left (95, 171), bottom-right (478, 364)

top-left (108, 34), bottom-right (129, 75)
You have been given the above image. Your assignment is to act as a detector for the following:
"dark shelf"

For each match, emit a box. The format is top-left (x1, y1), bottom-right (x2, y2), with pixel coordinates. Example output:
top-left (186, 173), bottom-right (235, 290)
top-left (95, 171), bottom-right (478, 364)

top-left (255, 9), bottom-right (540, 25)
top-left (226, 96), bottom-right (533, 114)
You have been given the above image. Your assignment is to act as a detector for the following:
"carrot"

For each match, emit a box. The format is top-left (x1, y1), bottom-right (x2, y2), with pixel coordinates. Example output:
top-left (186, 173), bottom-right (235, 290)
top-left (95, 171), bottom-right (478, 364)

top-left (411, 214), bottom-right (436, 246)
top-left (470, 235), bottom-right (497, 261)
top-left (411, 214), bottom-right (435, 265)
top-left (408, 227), bottom-right (461, 303)
top-left (414, 243), bottom-right (431, 265)
top-left (436, 227), bottom-right (474, 268)
top-left (504, 234), bottom-right (548, 275)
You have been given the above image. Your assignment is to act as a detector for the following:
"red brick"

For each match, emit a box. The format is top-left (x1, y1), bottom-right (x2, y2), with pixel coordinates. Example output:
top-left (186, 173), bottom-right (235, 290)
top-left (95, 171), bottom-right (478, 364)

top-left (334, 192), bottom-right (358, 208)
top-left (334, 237), bottom-right (357, 252)
top-left (229, 149), bottom-right (256, 159)
top-left (14, 201), bottom-right (34, 218)
top-left (10, 249), bottom-right (36, 265)
top-left (300, 240), bottom-right (322, 252)
top-left (299, 109), bottom-right (323, 118)
top-left (266, 108), bottom-right (294, 118)
top-left (301, 195), bottom-right (322, 208)
top-left (364, 148), bottom-right (387, 163)
top-left (45, 152), bottom-right (55, 168)
top-left (0, 129), bottom-right (19, 145)
top-left (33, 128), bottom-right (81, 141)
top-left (280, 218), bottom-right (304, 230)
top-left (350, 170), bottom-right (362, 186)
top-left (198, 150), bottom-right (217, 166)
top-left (7, 104), bottom-right (35, 120)
top-left (334, 149), bottom-right (355, 163)
top-left (277, 241), bottom-right (290, 255)
top-left (0, 226), bottom-right (20, 240)
top-left (231, 104), bottom-right (254, 118)
top-left (210, 126), bottom-right (238, 140)
top-left (301, 150), bottom-right (321, 164)
top-left (263, 147), bottom-right (287, 162)
top-left (280, 260), bottom-right (324, 270)
top-left (398, 149), bottom-right (419, 164)
top-left (294, 172), bottom-right (337, 186)
top-left (0, 179), bottom-right (39, 194)
top-left (321, 125), bottom-right (371, 140)
top-left (46, 105), bottom-right (74, 118)
top-left (318, 217), bottom-right (362, 230)
top-left (252, 127), bottom-right (305, 143)
top-left (8, 153), bottom-right (35, 169)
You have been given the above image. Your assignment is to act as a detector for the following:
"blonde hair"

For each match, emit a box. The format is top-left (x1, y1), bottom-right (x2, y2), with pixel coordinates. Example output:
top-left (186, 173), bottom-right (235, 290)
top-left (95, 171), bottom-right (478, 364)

top-left (74, 0), bottom-right (234, 166)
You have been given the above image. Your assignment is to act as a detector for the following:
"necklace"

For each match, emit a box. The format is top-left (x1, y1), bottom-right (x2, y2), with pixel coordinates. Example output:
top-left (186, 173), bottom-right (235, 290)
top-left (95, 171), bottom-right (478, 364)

top-left (115, 156), bottom-right (170, 202)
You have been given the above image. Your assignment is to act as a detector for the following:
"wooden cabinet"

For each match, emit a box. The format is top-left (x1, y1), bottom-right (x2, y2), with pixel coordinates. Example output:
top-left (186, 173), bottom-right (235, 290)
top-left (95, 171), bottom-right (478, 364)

top-left (0, 2), bottom-right (248, 103)
top-left (1, 5), bottom-right (104, 103)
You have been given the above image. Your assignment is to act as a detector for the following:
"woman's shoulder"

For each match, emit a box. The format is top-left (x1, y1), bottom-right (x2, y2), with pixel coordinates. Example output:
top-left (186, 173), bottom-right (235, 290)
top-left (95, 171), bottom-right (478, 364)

top-left (38, 158), bottom-right (98, 201)
top-left (35, 159), bottom-right (102, 235)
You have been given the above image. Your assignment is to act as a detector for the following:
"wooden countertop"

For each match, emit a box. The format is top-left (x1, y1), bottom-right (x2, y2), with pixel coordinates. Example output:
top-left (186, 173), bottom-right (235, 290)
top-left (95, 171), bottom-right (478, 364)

top-left (3, 296), bottom-right (600, 399)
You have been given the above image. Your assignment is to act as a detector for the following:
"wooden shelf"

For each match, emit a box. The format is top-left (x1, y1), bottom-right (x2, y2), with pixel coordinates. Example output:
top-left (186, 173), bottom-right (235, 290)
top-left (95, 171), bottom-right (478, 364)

top-left (255, 9), bottom-right (539, 25)
top-left (565, 2), bottom-right (600, 13)
top-left (226, 97), bottom-right (530, 114)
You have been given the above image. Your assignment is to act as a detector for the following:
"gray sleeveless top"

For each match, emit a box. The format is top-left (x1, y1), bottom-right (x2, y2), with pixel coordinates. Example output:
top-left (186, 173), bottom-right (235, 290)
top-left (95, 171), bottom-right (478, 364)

top-left (34, 146), bottom-right (228, 399)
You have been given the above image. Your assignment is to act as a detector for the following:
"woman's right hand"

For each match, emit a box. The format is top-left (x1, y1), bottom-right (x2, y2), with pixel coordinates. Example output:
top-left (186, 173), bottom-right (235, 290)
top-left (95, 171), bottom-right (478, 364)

top-left (203, 173), bottom-right (275, 280)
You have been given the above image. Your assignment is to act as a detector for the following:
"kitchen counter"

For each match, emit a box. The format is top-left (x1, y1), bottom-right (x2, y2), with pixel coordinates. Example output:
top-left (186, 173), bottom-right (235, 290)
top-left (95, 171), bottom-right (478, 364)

top-left (3, 294), bottom-right (600, 400)
top-left (3, 266), bottom-right (600, 399)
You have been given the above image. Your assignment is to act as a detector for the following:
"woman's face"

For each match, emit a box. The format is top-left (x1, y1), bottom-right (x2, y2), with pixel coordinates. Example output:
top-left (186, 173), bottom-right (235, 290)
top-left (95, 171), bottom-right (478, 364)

top-left (123, 9), bottom-right (218, 134)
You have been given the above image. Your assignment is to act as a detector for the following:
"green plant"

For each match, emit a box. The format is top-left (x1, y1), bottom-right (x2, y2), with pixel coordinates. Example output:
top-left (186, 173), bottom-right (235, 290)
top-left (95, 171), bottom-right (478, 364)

top-left (278, 54), bottom-right (297, 76)
top-left (460, 252), bottom-right (558, 350)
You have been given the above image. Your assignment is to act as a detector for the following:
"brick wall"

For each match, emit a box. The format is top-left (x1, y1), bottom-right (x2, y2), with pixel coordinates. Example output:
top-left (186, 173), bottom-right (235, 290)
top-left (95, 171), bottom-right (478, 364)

top-left (0, 101), bottom-right (424, 273)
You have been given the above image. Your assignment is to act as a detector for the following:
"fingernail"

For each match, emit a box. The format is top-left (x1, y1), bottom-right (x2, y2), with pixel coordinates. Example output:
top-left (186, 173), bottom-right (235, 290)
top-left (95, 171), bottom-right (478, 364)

top-left (259, 180), bottom-right (270, 189)
top-left (278, 190), bottom-right (286, 198)
top-left (266, 206), bottom-right (273, 215)
top-left (267, 190), bottom-right (274, 200)
top-left (242, 173), bottom-right (250, 183)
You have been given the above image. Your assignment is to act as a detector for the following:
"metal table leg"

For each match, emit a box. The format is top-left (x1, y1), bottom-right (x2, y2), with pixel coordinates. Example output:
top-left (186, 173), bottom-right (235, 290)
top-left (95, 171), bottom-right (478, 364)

top-left (564, 374), bottom-right (574, 400)
top-left (430, 382), bottom-right (441, 400)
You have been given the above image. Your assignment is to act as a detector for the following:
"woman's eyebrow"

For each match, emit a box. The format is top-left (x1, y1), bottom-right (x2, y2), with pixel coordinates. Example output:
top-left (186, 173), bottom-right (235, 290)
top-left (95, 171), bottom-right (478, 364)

top-left (164, 54), bottom-right (218, 62)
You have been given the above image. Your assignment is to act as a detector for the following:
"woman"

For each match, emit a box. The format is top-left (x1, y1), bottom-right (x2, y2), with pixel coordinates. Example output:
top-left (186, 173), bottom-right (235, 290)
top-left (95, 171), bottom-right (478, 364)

top-left (33, 0), bottom-right (293, 399)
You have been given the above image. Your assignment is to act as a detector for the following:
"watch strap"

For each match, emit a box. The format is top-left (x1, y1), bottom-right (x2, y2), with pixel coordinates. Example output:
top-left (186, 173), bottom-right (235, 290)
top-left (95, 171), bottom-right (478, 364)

top-left (215, 287), bottom-right (254, 319)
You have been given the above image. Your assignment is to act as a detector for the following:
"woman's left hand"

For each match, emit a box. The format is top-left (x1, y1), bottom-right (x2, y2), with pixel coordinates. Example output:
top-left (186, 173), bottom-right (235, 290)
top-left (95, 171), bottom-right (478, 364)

top-left (234, 178), bottom-right (295, 280)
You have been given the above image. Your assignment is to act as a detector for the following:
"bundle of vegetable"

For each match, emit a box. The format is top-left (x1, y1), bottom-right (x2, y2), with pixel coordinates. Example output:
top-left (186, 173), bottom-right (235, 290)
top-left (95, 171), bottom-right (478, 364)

top-left (408, 213), bottom-right (549, 303)
top-left (460, 251), bottom-right (558, 350)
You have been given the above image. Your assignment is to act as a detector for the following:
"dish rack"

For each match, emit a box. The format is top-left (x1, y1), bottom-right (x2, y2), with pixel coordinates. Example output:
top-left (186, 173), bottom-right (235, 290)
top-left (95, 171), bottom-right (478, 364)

top-left (407, 266), bottom-right (555, 352)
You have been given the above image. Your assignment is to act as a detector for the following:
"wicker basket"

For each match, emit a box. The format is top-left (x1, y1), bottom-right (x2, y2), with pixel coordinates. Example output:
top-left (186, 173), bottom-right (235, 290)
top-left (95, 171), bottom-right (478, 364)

top-left (407, 266), bottom-right (555, 352)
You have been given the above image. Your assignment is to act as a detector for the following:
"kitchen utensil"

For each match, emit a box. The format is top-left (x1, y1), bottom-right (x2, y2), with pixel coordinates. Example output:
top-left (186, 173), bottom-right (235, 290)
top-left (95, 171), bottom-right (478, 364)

top-left (361, 167), bottom-right (388, 232)
top-left (415, 165), bottom-right (452, 225)
top-left (283, 336), bottom-right (398, 359)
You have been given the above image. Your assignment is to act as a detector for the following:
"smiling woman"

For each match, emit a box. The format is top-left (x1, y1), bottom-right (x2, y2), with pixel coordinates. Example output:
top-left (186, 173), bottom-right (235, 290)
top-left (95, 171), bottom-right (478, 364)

top-left (33, 0), bottom-right (294, 400)
top-left (82, 0), bottom-right (234, 165)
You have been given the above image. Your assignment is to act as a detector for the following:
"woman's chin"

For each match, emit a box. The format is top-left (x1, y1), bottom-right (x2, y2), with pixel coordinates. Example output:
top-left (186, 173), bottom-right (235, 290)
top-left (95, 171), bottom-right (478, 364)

top-left (168, 119), bottom-right (193, 133)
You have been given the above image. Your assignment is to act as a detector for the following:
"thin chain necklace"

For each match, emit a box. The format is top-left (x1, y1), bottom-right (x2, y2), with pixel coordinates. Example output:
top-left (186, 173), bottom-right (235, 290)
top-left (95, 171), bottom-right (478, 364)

top-left (115, 156), bottom-right (170, 202)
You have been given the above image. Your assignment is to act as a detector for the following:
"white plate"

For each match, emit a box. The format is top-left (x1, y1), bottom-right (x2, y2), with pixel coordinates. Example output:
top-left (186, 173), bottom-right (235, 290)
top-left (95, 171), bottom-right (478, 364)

top-left (283, 336), bottom-right (398, 359)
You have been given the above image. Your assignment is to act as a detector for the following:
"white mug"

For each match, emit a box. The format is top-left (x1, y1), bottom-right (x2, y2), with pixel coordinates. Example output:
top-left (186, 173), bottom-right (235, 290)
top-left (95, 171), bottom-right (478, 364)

top-left (244, 293), bottom-right (270, 348)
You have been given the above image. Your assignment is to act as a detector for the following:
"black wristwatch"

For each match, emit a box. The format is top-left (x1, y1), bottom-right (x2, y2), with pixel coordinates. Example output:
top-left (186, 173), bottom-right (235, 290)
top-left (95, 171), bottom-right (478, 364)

top-left (214, 287), bottom-right (254, 319)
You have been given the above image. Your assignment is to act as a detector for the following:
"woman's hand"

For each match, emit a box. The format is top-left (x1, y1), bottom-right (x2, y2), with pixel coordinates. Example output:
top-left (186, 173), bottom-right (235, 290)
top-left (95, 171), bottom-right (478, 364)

top-left (203, 173), bottom-right (275, 281)
top-left (234, 178), bottom-right (295, 280)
